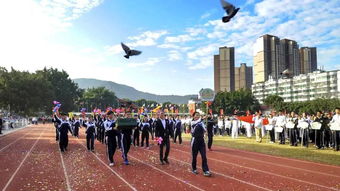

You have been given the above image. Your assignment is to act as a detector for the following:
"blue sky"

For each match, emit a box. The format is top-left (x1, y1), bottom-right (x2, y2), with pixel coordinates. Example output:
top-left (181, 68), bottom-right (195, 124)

top-left (0, 0), bottom-right (339, 95)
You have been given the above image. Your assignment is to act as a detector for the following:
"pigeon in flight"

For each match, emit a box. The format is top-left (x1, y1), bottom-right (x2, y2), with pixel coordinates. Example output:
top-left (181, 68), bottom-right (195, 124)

top-left (121, 42), bottom-right (142, 59)
top-left (220, 0), bottom-right (240, 23)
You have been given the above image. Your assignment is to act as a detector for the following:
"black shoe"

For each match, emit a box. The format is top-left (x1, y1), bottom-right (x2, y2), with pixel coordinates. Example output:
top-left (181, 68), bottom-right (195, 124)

top-left (203, 171), bottom-right (212, 177)
top-left (164, 159), bottom-right (169, 164)
top-left (192, 169), bottom-right (198, 175)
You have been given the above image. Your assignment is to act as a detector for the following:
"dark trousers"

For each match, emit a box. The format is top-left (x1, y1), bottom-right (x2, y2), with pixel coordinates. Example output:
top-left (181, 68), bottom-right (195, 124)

top-left (279, 129), bottom-right (285, 144)
top-left (133, 130), bottom-right (140, 146)
top-left (159, 138), bottom-right (170, 162)
top-left (151, 127), bottom-right (155, 140)
top-left (316, 130), bottom-right (324, 148)
top-left (59, 134), bottom-right (68, 151)
top-left (324, 129), bottom-right (331, 148)
top-left (86, 134), bottom-right (95, 150)
top-left (289, 128), bottom-right (298, 146)
top-left (0, 125), bottom-right (2, 134)
top-left (101, 129), bottom-right (105, 144)
top-left (174, 128), bottom-right (182, 144)
top-left (301, 129), bottom-right (309, 147)
top-left (269, 130), bottom-right (275, 142)
top-left (107, 136), bottom-right (117, 163)
top-left (333, 131), bottom-right (340, 151)
top-left (191, 137), bottom-right (209, 172)
top-left (141, 131), bottom-right (149, 147)
top-left (55, 128), bottom-right (59, 141)
top-left (117, 134), bottom-right (122, 149)
top-left (207, 132), bottom-right (213, 149)
top-left (121, 133), bottom-right (132, 160)
top-left (74, 127), bottom-right (79, 137)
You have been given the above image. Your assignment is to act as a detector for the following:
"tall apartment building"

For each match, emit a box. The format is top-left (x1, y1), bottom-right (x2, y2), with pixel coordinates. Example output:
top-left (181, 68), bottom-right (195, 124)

top-left (253, 34), bottom-right (317, 83)
top-left (214, 47), bottom-right (235, 92)
top-left (253, 34), bottom-right (281, 83)
top-left (281, 39), bottom-right (300, 76)
top-left (252, 70), bottom-right (340, 104)
top-left (235, 63), bottom-right (253, 90)
top-left (300, 47), bottom-right (317, 74)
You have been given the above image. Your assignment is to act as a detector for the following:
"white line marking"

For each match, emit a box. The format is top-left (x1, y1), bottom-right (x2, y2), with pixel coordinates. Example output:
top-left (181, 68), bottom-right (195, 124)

top-left (210, 141), bottom-right (340, 169)
top-left (128, 154), bottom-right (205, 191)
top-left (144, 149), bottom-right (272, 191)
top-left (0, 130), bottom-right (33, 152)
top-left (2, 128), bottom-right (45, 191)
top-left (180, 142), bottom-right (340, 177)
top-left (59, 151), bottom-right (72, 191)
top-left (173, 148), bottom-right (339, 191)
top-left (76, 138), bottom-right (137, 191)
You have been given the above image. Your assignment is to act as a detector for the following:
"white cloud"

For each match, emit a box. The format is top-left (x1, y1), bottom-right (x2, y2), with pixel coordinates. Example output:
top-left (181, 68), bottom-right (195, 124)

top-left (128, 30), bottom-right (168, 47)
top-left (201, 12), bottom-right (211, 19)
top-left (127, 58), bottom-right (162, 68)
top-left (168, 50), bottom-right (181, 61)
top-left (165, 34), bottom-right (195, 43)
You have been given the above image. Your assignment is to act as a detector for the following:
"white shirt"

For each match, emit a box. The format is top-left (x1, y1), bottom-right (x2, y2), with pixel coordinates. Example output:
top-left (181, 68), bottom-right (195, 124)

top-left (253, 116), bottom-right (263, 128)
top-left (161, 119), bottom-right (166, 129)
top-left (276, 115), bottom-right (287, 127)
top-left (104, 119), bottom-right (115, 132)
top-left (331, 114), bottom-right (340, 124)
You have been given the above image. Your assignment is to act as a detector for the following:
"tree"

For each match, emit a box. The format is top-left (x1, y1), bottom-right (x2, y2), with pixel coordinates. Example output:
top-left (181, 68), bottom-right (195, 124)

top-left (80, 87), bottom-right (118, 111)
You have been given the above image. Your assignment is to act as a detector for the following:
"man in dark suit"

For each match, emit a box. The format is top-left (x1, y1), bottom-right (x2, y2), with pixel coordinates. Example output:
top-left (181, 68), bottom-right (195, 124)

top-left (155, 112), bottom-right (173, 165)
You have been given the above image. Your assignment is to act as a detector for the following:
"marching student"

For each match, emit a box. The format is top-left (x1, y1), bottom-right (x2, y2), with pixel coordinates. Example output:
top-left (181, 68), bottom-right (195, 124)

top-left (73, 115), bottom-right (80, 138)
top-left (54, 112), bottom-right (72, 152)
top-left (141, 116), bottom-right (150, 148)
top-left (155, 112), bottom-right (173, 165)
top-left (206, 114), bottom-right (215, 151)
top-left (330, 108), bottom-right (340, 151)
top-left (83, 116), bottom-right (96, 151)
top-left (120, 113), bottom-right (133, 165)
top-left (174, 115), bottom-right (183, 144)
top-left (104, 111), bottom-right (118, 166)
top-left (190, 112), bottom-right (211, 177)
top-left (133, 115), bottom-right (141, 147)
top-left (52, 116), bottom-right (60, 141)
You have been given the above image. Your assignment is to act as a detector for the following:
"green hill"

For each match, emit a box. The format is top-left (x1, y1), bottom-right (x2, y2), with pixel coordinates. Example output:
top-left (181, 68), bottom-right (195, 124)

top-left (73, 78), bottom-right (196, 104)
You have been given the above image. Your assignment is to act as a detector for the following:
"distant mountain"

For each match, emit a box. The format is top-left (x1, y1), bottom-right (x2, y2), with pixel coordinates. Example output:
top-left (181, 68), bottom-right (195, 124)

top-left (73, 78), bottom-right (197, 104)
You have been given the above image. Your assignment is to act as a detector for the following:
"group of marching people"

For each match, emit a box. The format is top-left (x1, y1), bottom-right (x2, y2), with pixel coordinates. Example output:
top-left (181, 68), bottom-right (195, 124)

top-left (51, 110), bottom-right (212, 177)
top-left (208, 108), bottom-right (340, 151)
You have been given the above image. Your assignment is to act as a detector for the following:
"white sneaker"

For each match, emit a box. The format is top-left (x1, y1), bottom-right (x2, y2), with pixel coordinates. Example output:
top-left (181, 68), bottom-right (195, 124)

top-left (109, 163), bottom-right (114, 166)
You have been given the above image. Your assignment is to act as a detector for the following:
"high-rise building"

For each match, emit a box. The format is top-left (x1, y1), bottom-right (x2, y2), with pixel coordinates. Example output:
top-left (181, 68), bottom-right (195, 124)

top-left (281, 39), bottom-right (300, 76)
top-left (300, 47), bottom-right (317, 74)
top-left (235, 63), bottom-right (253, 90)
top-left (214, 47), bottom-right (235, 92)
top-left (253, 34), bottom-right (281, 83)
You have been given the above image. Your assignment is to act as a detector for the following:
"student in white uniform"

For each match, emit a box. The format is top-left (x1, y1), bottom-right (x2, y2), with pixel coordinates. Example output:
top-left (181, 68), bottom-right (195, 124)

top-left (253, 112), bottom-right (263, 143)
top-left (231, 115), bottom-right (239, 139)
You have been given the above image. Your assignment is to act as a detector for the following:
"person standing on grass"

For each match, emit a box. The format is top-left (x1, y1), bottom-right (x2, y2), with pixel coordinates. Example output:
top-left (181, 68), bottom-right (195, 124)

top-left (231, 115), bottom-right (239, 139)
top-left (54, 112), bottom-right (72, 152)
top-left (83, 116), bottom-right (96, 152)
top-left (0, 115), bottom-right (3, 134)
top-left (191, 112), bottom-right (211, 177)
top-left (267, 113), bottom-right (276, 143)
top-left (330, 108), bottom-right (340, 151)
top-left (253, 112), bottom-right (263, 143)
top-left (217, 116), bottom-right (224, 136)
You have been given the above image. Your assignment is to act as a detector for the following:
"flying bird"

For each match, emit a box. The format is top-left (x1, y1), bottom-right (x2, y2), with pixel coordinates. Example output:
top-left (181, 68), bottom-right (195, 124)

top-left (121, 42), bottom-right (142, 59)
top-left (220, 0), bottom-right (240, 23)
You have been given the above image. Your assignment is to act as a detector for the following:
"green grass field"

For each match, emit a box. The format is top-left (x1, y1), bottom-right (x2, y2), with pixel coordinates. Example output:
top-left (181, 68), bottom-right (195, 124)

top-left (182, 134), bottom-right (340, 166)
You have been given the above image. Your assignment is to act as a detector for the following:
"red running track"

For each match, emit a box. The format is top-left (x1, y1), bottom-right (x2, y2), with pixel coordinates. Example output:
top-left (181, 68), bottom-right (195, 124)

top-left (0, 124), bottom-right (339, 191)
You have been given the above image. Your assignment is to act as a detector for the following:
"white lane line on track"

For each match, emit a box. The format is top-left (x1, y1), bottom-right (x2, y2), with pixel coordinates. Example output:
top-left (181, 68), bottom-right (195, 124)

top-left (209, 141), bottom-right (340, 169)
top-left (127, 153), bottom-right (206, 191)
top-left (180, 143), bottom-right (340, 178)
top-left (59, 151), bottom-right (72, 191)
top-left (214, 147), bottom-right (340, 178)
top-left (2, 128), bottom-right (45, 191)
top-left (144, 148), bottom-right (273, 191)
top-left (172, 147), bottom-right (339, 191)
top-left (75, 138), bottom-right (138, 191)
top-left (0, 130), bottom-right (33, 152)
